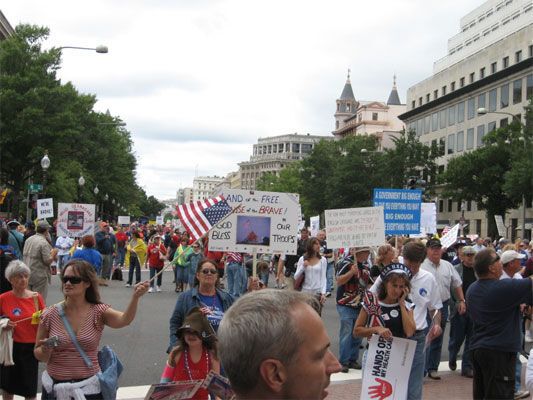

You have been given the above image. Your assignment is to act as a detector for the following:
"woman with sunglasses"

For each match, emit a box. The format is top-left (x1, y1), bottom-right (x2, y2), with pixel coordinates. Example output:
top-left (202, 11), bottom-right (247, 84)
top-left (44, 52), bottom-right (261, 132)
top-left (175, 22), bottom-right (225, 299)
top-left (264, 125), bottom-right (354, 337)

top-left (34, 259), bottom-right (149, 399)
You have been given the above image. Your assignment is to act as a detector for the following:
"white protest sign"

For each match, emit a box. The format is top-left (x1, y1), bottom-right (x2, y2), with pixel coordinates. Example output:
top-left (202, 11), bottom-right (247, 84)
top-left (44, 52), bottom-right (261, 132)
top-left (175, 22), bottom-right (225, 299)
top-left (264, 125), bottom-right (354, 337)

top-left (361, 334), bottom-right (416, 400)
top-left (324, 206), bottom-right (385, 249)
top-left (37, 198), bottom-right (54, 219)
top-left (310, 215), bottom-right (320, 236)
top-left (57, 203), bottom-right (96, 238)
top-left (209, 189), bottom-right (300, 254)
top-left (411, 202), bottom-right (437, 238)
top-left (117, 215), bottom-right (131, 226)
top-left (494, 215), bottom-right (506, 238)
top-left (156, 216), bottom-right (164, 225)
top-left (440, 223), bottom-right (460, 248)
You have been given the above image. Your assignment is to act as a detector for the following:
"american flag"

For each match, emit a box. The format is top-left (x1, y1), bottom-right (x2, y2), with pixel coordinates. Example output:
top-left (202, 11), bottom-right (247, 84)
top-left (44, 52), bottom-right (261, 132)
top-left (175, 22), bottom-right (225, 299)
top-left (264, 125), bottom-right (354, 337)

top-left (176, 196), bottom-right (233, 242)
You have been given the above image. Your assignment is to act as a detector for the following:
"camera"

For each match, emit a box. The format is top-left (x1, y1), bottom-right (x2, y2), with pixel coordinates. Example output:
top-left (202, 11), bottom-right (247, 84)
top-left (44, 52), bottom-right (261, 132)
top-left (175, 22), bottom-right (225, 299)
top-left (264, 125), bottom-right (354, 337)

top-left (45, 335), bottom-right (60, 348)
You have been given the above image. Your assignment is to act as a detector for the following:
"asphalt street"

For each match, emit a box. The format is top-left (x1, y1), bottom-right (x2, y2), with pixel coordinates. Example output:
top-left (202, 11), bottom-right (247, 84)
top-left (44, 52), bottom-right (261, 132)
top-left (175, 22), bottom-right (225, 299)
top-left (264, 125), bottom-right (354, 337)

top-left (41, 268), bottom-right (457, 387)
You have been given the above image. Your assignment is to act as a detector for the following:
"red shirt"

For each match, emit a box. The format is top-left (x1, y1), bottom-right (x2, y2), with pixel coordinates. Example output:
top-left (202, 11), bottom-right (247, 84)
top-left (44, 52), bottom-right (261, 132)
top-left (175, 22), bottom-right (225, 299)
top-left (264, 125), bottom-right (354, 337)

top-left (0, 291), bottom-right (45, 343)
top-left (147, 243), bottom-right (166, 268)
top-left (163, 349), bottom-right (211, 400)
top-left (205, 250), bottom-right (224, 270)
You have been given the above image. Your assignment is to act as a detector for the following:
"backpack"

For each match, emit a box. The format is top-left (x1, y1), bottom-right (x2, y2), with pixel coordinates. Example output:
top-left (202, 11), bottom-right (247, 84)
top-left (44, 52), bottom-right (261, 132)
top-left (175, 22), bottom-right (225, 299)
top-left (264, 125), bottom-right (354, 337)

top-left (0, 248), bottom-right (15, 294)
top-left (111, 267), bottom-right (123, 281)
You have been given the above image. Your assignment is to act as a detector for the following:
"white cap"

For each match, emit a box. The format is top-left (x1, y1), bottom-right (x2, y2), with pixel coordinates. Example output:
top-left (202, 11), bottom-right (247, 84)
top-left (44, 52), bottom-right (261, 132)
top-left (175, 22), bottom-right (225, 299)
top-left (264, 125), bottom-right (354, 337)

top-left (500, 250), bottom-right (526, 265)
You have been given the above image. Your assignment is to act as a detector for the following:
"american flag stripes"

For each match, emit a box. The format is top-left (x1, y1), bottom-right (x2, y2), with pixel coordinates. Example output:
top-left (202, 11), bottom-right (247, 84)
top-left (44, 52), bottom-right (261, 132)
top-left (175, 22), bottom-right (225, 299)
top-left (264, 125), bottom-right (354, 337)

top-left (176, 195), bottom-right (233, 242)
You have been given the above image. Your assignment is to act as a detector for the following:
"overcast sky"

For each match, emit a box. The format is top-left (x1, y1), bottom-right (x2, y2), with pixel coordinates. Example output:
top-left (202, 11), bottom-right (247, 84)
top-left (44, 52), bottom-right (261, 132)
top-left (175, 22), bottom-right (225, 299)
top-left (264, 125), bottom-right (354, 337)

top-left (3, 0), bottom-right (482, 200)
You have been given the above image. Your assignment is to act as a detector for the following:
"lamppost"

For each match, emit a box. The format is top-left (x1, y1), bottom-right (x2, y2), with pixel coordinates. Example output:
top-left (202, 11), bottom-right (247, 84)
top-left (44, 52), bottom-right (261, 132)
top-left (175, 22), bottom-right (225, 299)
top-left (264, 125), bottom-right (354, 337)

top-left (58, 45), bottom-right (108, 53)
top-left (477, 107), bottom-right (529, 239)
top-left (78, 174), bottom-right (85, 202)
top-left (94, 185), bottom-right (99, 218)
top-left (104, 193), bottom-right (109, 220)
top-left (40, 152), bottom-right (50, 197)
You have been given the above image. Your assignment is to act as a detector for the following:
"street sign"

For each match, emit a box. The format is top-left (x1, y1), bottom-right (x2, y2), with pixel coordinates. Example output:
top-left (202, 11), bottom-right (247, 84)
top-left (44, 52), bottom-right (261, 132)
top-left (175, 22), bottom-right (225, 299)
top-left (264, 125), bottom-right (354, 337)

top-left (28, 183), bottom-right (43, 193)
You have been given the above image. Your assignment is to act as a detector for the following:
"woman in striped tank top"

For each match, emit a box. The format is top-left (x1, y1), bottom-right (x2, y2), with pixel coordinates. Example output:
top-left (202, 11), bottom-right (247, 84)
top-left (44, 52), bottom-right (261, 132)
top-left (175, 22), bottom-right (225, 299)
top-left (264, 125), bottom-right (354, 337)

top-left (33, 259), bottom-right (149, 399)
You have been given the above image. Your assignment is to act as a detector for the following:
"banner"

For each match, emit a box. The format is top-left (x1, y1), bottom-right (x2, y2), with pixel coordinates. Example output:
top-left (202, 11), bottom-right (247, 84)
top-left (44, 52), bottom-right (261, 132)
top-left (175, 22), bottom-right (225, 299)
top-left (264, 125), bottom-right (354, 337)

top-left (440, 223), bottom-right (460, 248)
top-left (361, 334), bottom-right (416, 400)
top-left (310, 215), bottom-right (320, 236)
top-left (156, 216), bottom-right (164, 225)
top-left (209, 189), bottom-right (300, 254)
top-left (57, 203), bottom-right (96, 238)
top-left (373, 188), bottom-right (422, 235)
top-left (37, 198), bottom-right (54, 219)
top-left (324, 206), bottom-right (385, 249)
top-left (118, 215), bottom-right (131, 226)
top-left (494, 215), bottom-right (506, 238)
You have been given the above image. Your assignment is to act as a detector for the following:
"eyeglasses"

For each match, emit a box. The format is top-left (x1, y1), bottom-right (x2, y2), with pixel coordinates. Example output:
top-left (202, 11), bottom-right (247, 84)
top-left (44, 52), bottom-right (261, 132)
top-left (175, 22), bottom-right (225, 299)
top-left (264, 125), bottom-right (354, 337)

top-left (62, 276), bottom-right (84, 284)
top-left (201, 269), bottom-right (218, 275)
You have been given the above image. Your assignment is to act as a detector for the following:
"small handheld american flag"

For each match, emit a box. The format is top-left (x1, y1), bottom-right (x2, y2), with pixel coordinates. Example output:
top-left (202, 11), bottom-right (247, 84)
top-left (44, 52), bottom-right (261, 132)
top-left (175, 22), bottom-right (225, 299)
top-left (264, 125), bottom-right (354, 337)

top-left (176, 195), bottom-right (233, 242)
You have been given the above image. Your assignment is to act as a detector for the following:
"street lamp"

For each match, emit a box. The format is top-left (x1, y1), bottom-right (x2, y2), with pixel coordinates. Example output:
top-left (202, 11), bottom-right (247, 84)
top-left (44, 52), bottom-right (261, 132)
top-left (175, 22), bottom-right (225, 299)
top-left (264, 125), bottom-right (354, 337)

top-left (58, 45), bottom-right (108, 53)
top-left (93, 186), bottom-right (99, 195)
top-left (477, 107), bottom-right (528, 239)
top-left (78, 174), bottom-right (85, 202)
top-left (40, 152), bottom-right (50, 197)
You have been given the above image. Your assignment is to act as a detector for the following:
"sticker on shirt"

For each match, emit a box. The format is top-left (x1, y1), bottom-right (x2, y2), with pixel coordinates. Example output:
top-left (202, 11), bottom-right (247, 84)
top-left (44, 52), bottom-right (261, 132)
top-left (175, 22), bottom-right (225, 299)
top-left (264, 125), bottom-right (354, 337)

top-left (419, 288), bottom-right (427, 297)
top-left (390, 309), bottom-right (399, 318)
top-left (382, 314), bottom-right (390, 321)
top-left (12, 307), bottom-right (22, 316)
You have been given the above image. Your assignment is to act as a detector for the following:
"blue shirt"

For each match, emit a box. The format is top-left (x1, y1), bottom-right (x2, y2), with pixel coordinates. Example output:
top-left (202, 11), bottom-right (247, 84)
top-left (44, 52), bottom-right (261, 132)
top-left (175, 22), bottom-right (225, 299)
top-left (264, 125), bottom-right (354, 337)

top-left (72, 248), bottom-right (103, 272)
top-left (198, 293), bottom-right (224, 331)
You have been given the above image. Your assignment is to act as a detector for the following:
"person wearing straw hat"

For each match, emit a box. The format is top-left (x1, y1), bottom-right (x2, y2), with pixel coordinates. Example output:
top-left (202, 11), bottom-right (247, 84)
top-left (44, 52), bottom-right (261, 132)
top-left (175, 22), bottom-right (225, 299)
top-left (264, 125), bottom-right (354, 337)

top-left (161, 307), bottom-right (219, 400)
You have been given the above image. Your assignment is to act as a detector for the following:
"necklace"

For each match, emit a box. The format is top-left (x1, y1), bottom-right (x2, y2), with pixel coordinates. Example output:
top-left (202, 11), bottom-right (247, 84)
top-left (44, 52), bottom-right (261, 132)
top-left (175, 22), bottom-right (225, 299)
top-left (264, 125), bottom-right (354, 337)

top-left (184, 348), bottom-right (210, 380)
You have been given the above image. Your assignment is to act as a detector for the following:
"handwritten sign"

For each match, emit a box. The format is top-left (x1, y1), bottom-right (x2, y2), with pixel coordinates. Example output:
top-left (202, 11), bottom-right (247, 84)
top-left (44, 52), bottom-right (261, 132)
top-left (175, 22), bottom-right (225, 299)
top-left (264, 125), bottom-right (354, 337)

top-left (440, 223), bottom-right (460, 248)
top-left (361, 334), bottom-right (416, 400)
top-left (57, 203), bottom-right (96, 238)
top-left (209, 189), bottom-right (300, 254)
top-left (118, 215), bottom-right (131, 226)
top-left (156, 216), bottom-right (164, 225)
top-left (411, 202), bottom-right (437, 238)
top-left (310, 215), bottom-right (320, 236)
top-left (494, 215), bottom-right (506, 238)
top-left (373, 188), bottom-right (422, 235)
top-left (324, 206), bottom-right (385, 249)
top-left (37, 198), bottom-right (54, 219)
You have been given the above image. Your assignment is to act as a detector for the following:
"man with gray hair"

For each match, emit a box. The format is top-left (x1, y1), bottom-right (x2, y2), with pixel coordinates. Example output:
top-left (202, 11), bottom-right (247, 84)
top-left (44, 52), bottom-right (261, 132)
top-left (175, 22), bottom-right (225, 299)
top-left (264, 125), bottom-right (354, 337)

top-left (218, 289), bottom-right (341, 399)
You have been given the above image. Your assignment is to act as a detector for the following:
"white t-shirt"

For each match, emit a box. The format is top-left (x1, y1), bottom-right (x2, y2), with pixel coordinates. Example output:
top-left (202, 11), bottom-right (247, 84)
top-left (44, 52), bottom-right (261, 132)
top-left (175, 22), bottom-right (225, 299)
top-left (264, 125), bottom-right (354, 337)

top-left (500, 270), bottom-right (523, 280)
top-left (421, 258), bottom-right (462, 302)
top-left (370, 268), bottom-right (442, 331)
top-left (294, 256), bottom-right (327, 295)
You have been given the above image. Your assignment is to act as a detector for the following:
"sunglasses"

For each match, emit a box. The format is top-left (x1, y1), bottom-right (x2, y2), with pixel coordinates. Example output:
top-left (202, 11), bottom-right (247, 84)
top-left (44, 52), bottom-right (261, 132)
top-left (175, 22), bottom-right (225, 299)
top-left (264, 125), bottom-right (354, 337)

top-left (201, 269), bottom-right (218, 275)
top-left (62, 276), bottom-right (84, 284)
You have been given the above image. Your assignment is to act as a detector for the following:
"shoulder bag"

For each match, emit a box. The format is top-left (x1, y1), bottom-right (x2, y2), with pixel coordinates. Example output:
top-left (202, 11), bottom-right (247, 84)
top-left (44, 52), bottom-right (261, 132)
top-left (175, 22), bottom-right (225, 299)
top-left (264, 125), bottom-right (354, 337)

top-left (56, 304), bottom-right (123, 400)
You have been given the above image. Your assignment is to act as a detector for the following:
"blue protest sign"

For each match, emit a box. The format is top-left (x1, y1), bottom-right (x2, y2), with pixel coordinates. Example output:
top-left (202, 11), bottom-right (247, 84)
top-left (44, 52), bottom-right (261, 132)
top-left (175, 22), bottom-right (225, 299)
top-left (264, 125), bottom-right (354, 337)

top-left (373, 188), bottom-right (422, 235)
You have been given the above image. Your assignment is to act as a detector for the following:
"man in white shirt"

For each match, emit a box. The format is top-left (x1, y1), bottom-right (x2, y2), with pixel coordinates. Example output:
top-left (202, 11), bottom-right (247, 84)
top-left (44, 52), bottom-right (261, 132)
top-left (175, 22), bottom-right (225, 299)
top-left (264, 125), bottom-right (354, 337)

top-left (421, 238), bottom-right (466, 380)
top-left (500, 250), bottom-right (530, 400)
top-left (55, 235), bottom-right (73, 273)
top-left (371, 241), bottom-right (442, 400)
top-left (472, 237), bottom-right (486, 253)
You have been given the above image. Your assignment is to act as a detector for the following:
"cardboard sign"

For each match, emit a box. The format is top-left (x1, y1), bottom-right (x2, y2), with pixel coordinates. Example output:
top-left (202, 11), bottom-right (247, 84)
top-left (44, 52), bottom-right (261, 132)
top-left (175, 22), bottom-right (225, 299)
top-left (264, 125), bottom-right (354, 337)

top-left (373, 188), bottom-right (422, 235)
top-left (411, 202), bottom-right (437, 238)
top-left (37, 198), bottom-right (54, 219)
top-left (310, 215), bottom-right (320, 236)
top-left (156, 216), bottom-right (164, 225)
top-left (57, 203), bottom-right (96, 238)
top-left (209, 189), bottom-right (300, 254)
top-left (324, 206), bottom-right (385, 249)
top-left (494, 215), bottom-right (506, 238)
top-left (117, 215), bottom-right (131, 226)
top-left (440, 223), bottom-right (460, 248)
top-left (361, 334), bottom-right (416, 400)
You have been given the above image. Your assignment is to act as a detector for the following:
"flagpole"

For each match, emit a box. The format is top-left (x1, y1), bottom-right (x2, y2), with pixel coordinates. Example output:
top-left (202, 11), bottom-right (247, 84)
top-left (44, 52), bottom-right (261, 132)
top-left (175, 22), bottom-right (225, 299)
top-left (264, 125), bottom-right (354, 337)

top-left (148, 202), bottom-right (243, 285)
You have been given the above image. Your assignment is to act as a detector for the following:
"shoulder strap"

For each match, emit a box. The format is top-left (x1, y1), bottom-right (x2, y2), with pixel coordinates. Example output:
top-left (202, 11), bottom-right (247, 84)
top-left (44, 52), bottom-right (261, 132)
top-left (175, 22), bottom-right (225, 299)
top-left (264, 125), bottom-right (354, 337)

top-left (56, 304), bottom-right (93, 369)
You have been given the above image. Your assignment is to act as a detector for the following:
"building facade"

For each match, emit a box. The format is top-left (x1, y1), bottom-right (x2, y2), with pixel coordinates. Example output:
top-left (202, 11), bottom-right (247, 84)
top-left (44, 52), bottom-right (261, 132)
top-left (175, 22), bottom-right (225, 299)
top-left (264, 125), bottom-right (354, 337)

top-left (192, 176), bottom-right (225, 201)
top-left (399, 0), bottom-right (532, 238)
top-left (239, 133), bottom-right (331, 190)
top-left (332, 72), bottom-right (406, 149)
top-left (0, 11), bottom-right (14, 41)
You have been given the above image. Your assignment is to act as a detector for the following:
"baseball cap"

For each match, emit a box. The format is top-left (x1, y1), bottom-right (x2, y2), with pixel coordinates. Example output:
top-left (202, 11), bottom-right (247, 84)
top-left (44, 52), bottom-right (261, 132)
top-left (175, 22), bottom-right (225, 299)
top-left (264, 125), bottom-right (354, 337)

top-left (500, 250), bottom-right (526, 265)
top-left (355, 246), bottom-right (371, 254)
top-left (7, 220), bottom-right (20, 227)
top-left (462, 246), bottom-right (476, 255)
top-left (426, 238), bottom-right (442, 248)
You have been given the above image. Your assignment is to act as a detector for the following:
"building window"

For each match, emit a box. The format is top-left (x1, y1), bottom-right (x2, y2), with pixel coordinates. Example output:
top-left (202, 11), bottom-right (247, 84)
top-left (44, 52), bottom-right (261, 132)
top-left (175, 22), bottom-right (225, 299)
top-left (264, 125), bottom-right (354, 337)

top-left (457, 131), bottom-right (464, 152)
top-left (418, 97), bottom-right (423, 106)
top-left (489, 88), bottom-right (497, 112)
top-left (488, 121), bottom-right (497, 132)
top-left (448, 134), bottom-right (455, 154)
top-left (439, 200), bottom-right (444, 213)
top-left (513, 79), bottom-right (522, 104)
top-left (337, 103), bottom-right (340, 111)
top-left (448, 199), bottom-right (453, 212)
top-left (503, 56), bottom-right (509, 68)
top-left (292, 143), bottom-right (300, 153)
top-left (426, 94), bottom-right (430, 102)
top-left (515, 50), bottom-right (522, 63)
top-left (424, 116), bottom-right (431, 134)
top-left (432, 113), bottom-right (439, 131)
top-left (346, 103), bottom-right (351, 112)
top-left (467, 201), bottom-right (472, 211)
top-left (500, 118), bottom-right (508, 127)
top-left (491, 62), bottom-right (497, 74)
top-left (466, 128), bottom-right (474, 150)
top-left (412, 100), bottom-right (415, 109)
top-left (438, 109), bottom-right (446, 129)
top-left (448, 106), bottom-right (456, 126)
top-left (417, 119), bottom-right (424, 136)
top-left (530, 44), bottom-right (533, 58)
top-left (478, 92), bottom-right (486, 109)
top-left (301, 143), bottom-right (313, 154)
top-left (527, 74), bottom-right (533, 99)
top-left (457, 102), bottom-right (465, 123)
top-left (438, 165), bottom-right (445, 175)
top-left (480, 67), bottom-right (485, 79)
top-left (451, 81), bottom-right (456, 91)
top-left (500, 83), bottom-right (509, 108)
top-left (433, 90), bottom-right (438, 100)
top-left (460, 77), bottom-right (465, 87)
top-left (279, 143), bottom-right (284, 152)
top-left (442, 86), bottom-right (447, 96)
top-left (336, 121), bottom-right (339, 130)
top-left (372, 113), bottom-right (378, 121)
top-left (477, 125), bottom-right (485, 148)
top-left (439, 138), bottom-right (445, 156)
top-left (470, 72), bottom-right (475, 83)
top-left (467, 98), bottom-right (475, 119)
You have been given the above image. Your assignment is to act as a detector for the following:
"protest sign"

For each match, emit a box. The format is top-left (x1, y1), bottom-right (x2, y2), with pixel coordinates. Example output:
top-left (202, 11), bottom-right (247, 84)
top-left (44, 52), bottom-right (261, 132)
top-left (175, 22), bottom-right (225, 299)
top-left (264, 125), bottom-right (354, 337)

top-left (440, 223), bottom-right (460, 248)
top-left (57, 203), bottom-right (96, 238)
top-left (361, 334), bottom-right (416, 400)
top-left (144, 380), bottom-right (203, 400)
top-left (37, 198), bottom-right (54, 219)
top-left (410, 202), bottom-right (437, 238)
top-left (373, 188), bottom-right (422, 235)
top-left (324, 206), bottom-right (385, 249)
top-left (156, 216), bottom-right (164, 225)
top-left (209, 189), bottom-right (300, 254)
top-left (310, 215), bottom-right (320, 236)
top-left (494, 215), bottom-right (506, 238)
top-left (118, 215), bottom-right (131, 226)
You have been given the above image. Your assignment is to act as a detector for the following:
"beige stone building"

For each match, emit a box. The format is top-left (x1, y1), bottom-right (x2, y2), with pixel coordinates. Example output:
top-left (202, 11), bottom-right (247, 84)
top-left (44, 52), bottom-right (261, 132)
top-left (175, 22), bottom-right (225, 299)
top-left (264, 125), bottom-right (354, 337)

top-left (399, 0), bottom-right (532, 239)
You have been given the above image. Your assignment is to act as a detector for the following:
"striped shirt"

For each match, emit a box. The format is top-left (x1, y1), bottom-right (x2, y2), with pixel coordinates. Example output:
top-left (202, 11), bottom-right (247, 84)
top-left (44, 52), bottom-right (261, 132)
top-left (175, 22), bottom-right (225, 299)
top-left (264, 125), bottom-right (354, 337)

top-left (225, 252), bottom-right (242, 264)
top-left (41, 303), bottom-right (110, 380)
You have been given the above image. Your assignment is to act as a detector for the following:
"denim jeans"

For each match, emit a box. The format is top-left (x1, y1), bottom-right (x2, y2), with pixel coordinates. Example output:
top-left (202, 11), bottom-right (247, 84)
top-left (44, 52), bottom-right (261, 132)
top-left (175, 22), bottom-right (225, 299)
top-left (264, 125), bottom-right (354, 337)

top-left (149, 267), bottom-right (162, 287)
top-left (57, 254), bottom-right (70, 273)
top-left (128, 256), bottom-right (141, 285)
top-left (326, 261), bottom-right (334, 292)
top-left (259, 269), bottom-right (269, 287)
top-left (226, 262), bottom-right (242, 297)
top-left (448, 311), bottom-right (473, 372)
top-left (115, 247), bottom-right (126, 266)
top-left (425, 299), bottom-right (449, 372)
top-left (336, 305), bottom-right (362, 366)
top-left (408, 330), bottom-right (426, 400)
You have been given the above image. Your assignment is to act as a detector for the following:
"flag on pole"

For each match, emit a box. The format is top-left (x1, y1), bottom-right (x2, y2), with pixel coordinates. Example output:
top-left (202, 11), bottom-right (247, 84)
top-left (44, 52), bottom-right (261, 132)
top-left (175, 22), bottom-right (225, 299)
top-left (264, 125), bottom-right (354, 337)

top-left (176, 195), bottom-right (233, 242)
